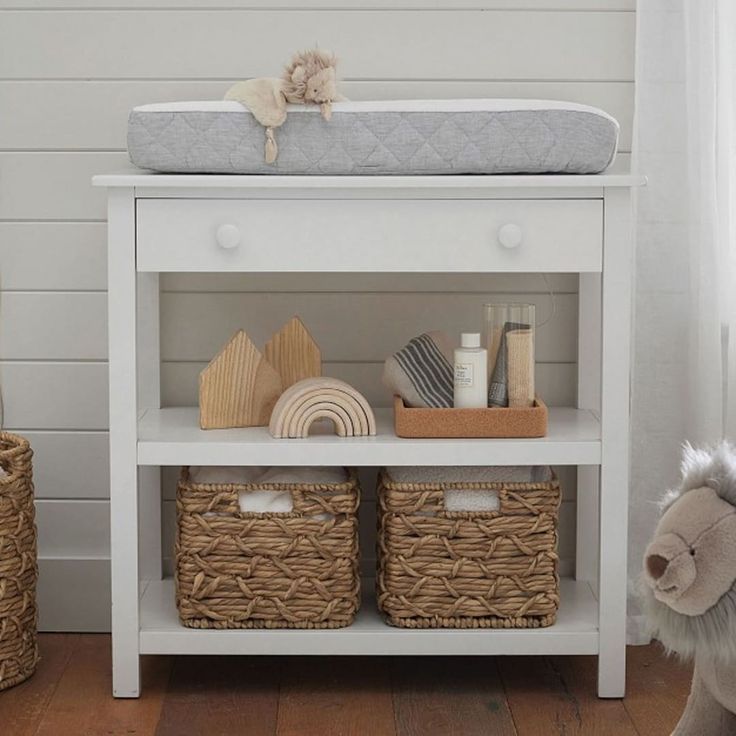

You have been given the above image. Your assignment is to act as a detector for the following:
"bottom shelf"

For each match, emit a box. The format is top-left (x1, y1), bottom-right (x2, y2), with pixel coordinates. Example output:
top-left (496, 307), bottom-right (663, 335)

top-left (139, 578), bottom-right (599, 656)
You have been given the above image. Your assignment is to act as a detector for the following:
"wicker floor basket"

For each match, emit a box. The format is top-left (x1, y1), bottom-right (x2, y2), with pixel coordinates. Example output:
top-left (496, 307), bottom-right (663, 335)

top-left (176, 468), bottom-right (361, 629)
top-left (0, 432), bottom-right (38, 691)
top-left (377, 468), bottom-right (561, 629)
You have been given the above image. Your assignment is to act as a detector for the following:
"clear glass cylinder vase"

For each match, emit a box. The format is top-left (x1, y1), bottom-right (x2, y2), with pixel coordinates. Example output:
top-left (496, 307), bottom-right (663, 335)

top-left (483, 303), bottom-right (536, 408)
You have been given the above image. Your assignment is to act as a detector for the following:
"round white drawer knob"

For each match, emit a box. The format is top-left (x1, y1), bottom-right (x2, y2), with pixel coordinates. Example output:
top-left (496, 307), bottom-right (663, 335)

top-left (498, 223), bottom-right (523, 249)
top-left (216, 223), bottom-right (241, 250)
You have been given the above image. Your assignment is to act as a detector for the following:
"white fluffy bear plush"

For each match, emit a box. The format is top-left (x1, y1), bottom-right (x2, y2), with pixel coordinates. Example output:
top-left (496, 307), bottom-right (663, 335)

top-left (641, 442), bottom-right (736, 735)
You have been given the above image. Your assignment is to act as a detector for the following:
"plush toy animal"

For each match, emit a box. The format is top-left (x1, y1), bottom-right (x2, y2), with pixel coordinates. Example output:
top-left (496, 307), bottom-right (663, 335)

top-left (642, 442), bottom-right (736, 735)
top-left (224, 49), bottom-right (341, 164)
top-left (281, 48), bottom-right (340, 120)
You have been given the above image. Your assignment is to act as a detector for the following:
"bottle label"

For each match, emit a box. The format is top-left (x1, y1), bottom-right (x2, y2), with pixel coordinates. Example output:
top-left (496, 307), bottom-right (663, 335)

top-left (454, 363), bottom-right (474, 387)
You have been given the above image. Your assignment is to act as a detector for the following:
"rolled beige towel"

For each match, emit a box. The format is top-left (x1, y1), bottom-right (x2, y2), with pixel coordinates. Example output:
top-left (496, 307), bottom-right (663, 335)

top-left (506, 329), bottom-right (535, 407)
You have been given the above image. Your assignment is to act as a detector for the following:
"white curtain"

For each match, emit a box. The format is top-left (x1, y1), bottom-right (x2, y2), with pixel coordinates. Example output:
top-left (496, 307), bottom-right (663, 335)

top-left (629, 0), bottom-right (736, 642)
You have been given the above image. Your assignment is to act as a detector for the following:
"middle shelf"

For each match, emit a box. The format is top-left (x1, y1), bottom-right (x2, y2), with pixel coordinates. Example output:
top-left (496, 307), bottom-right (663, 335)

top-left (137, 407), bottom-right (601, 467)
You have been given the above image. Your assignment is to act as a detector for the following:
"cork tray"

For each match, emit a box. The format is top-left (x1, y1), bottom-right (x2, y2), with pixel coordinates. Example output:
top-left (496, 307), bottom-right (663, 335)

top-left (393, 395), bottom-right (548, 439)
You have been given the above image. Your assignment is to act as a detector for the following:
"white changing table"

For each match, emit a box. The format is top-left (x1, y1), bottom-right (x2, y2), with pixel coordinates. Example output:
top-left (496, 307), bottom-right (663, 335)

top-left (93, 170), bottom-right (643, 699)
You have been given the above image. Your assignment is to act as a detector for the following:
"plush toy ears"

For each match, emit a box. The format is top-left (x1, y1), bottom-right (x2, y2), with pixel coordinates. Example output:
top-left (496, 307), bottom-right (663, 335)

top-left (291, 66), bottom-right (306, 83)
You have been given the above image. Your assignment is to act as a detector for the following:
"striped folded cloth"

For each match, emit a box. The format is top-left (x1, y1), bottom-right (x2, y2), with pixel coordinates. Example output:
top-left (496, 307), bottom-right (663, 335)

top-left (382, 331), bottom-right (454, 408)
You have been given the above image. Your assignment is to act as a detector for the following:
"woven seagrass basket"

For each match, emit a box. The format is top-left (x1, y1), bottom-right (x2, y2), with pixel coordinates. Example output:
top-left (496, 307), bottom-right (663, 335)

top-left (176, 468), bottom-right (361, 629)
top-left (0, 432), bottom-right (38, 691)
top-left (377, 468), bottom-right (560, 629)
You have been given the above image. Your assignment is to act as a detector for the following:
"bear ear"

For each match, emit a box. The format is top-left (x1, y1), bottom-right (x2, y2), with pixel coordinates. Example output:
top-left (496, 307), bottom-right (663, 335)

top-left (677, 439), bottom-right (736, 506)
top-left (291, 66), bottom-right (306, 83)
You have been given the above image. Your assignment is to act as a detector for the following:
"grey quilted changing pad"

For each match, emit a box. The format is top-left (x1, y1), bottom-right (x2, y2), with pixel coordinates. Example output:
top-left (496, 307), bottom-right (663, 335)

top-left (127, 99), bottom-right (619, 175)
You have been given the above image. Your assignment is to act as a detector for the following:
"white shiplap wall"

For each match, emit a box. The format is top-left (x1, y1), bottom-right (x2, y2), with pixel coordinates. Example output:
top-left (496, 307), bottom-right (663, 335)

top-left (0, 0), bottom-right (634, 631)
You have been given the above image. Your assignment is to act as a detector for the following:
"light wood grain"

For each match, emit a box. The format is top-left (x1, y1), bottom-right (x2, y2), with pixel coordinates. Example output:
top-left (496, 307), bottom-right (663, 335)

top-left (272, 385), bottom-right (358, 437)
top-left (264, 316), bottom-right (321, 389)
top-left (269, 377), bottom-right (376, 438)
top-left (199, 330), bottom-right (282, 428)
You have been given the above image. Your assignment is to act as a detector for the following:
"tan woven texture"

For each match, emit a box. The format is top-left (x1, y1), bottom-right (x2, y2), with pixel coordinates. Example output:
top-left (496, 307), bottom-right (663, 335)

top-left (0, 432), bottom-right (38, 690)
top-left (176, 468), bottom-right (361, 629)
top-left (377, 470), bottom-right (560, 629)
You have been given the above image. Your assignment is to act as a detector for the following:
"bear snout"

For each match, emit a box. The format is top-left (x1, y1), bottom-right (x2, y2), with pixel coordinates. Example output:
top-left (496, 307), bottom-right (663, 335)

top-left (646, 553), bottom-right (669, 580)
top-left (643, 532), bottom-right (697, 602)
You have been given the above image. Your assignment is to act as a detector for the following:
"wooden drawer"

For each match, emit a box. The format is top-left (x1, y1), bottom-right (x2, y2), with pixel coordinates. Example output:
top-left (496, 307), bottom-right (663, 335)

top-left (136, 198), bottom-right (602, 273)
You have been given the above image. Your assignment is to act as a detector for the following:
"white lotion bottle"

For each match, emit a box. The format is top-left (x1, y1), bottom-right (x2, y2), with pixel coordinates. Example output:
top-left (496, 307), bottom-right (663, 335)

top-left (453, 333), bottom-right (488, 408)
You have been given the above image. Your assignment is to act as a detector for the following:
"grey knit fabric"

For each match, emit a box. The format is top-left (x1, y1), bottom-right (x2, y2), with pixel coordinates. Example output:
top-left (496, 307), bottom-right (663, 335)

top-left (128, 106), bottom-right (618, 175)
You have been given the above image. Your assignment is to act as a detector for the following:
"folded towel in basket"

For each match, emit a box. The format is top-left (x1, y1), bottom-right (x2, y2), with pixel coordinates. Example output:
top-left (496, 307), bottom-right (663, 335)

top-left (385, 465), bottom-right (552, 512)
top-left (189, 466), bottom-right (348, 514)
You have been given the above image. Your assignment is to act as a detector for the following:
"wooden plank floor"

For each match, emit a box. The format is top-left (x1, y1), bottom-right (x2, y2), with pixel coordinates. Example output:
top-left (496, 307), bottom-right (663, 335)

top-left (0, 635), bottom-right (692, 736)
